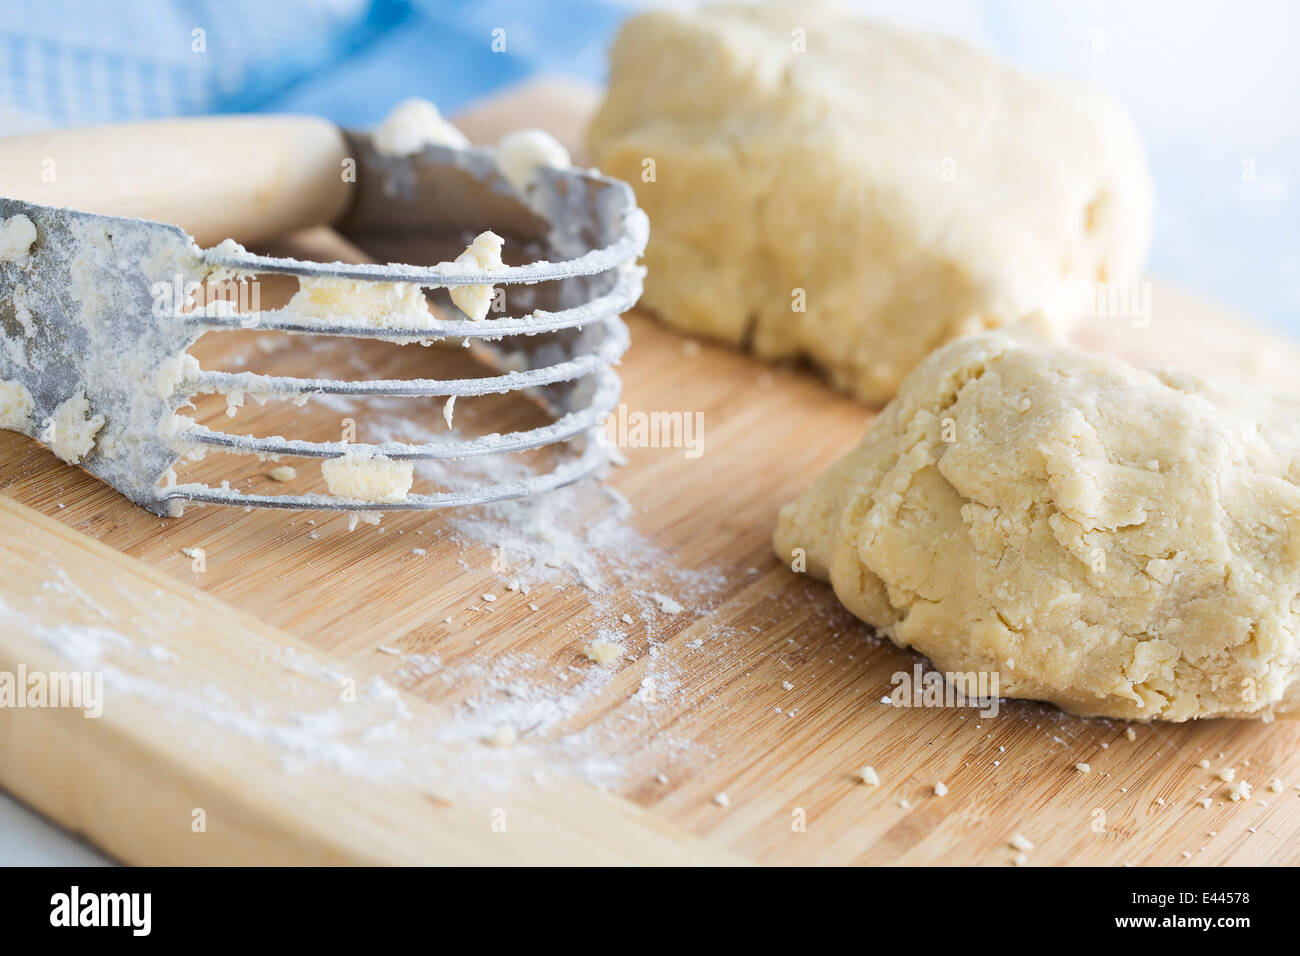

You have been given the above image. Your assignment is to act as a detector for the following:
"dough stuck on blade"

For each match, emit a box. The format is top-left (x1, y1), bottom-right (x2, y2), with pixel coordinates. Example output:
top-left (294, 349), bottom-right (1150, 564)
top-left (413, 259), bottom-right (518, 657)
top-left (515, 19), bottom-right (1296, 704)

top-left (774, 331), bottom-right (1300, 721)
top-left (589, 0), bottom-right (1153, 403)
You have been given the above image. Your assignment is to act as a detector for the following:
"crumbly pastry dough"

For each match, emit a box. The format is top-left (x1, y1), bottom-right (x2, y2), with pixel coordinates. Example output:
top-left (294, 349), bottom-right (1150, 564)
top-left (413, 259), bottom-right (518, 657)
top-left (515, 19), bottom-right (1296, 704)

top-left (774, 332), bottom-right (1300, 721)
top-left (589, 1), bottom-right (1153, 403)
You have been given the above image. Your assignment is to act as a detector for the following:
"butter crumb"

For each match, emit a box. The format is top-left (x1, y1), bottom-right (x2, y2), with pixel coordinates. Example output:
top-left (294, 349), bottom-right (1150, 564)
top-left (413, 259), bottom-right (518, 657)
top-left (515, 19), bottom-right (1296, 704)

top-left (268, 465), bottom-right (296, 482)
top-left (322, 451), bottom-right (413, 502)
top-left (0, 380), bottom-right (35, 432)
top-left (42, 390), bottom-right (105, 464)
top-left (374, 97), bottom-right (468, 155)
top-left (0, 213), bottom-right (37, 265)
top-left (483, 724), bottom-right (517, 747)
top-left (583, 639), bottom-right (624, 665)
top-left (449, 231), bottom-right (504, 321)
top-left (496, 128), bottom-right (571, 193)
top-left (651, 592), bottom-right (684, 614)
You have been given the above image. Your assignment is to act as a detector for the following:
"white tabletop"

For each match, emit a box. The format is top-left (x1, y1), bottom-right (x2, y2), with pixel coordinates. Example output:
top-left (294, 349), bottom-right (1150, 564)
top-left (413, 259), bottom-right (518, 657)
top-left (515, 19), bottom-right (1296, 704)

top-left (0, 792), bottom-right (113, 866)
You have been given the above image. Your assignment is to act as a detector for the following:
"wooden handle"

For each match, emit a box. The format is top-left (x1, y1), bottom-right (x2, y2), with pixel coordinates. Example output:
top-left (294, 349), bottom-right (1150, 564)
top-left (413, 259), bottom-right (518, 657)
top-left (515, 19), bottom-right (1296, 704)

top-left (0, 115), bottom-right (353, 247)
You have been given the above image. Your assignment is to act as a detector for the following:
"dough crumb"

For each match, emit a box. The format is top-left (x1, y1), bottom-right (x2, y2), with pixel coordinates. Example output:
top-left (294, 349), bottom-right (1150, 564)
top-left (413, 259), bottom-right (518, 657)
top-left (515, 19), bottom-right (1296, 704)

top-left (0, 213), bottom-right (37, 265)
top-left (43, 390), bottom-right (105, 464)
top-left (1010, 833), bottom-right (1034, 852)
top-left (712, 792), bottom-right (731, 807)
top-left (268, 465), bottom-right (296, 482)
top-left (284, 275), bottom-right (432, 330)
top-left (374, 97), bottom-right (468, 155)
top-left (346, 511), bottom-right (383, 532)
top-left (858, 766), bottom-right (880, 786)
top-left (443, 394), bottom-right (456, 429)
top-left (1197, 758), bottom-right (1212, 769)
top-left (322, 450), bottom-right (414, 503)
top-left (1075, 763), bottom-right (1092, 774)
top-left (449, 231), bottom-right (504, 322)
top-left (584, 639), bottom-right (624, 665)
top-left (0, 380), bottom-right (35, 432)
top-left (1268, 777), bottom-right (1284, 793)
top-left (651, 592), bottom-right (685, 614)
top-left (933, 781), bottom-right (948, 796)
top-left (1125, 727), bottom-right (1137, 741)
top-left (1218, 767), bottom-right (1236, 783)
top-left (1227, 780), bottom-right (1253, 802)
top-left (483, 724), bottom-right (517, 747)
top-left (496, 128), bottom-right (571, 193)
top-left (1012, 852), bottom-right (1030, 866)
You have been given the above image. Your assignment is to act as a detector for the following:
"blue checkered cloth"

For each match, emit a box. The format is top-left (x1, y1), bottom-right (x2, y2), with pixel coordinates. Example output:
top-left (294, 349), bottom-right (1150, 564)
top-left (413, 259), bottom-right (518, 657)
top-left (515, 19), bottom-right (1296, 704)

top-left (0, 0), bottom-right (1293, 333)
top-left (0, 0), bottom-right (623, 132)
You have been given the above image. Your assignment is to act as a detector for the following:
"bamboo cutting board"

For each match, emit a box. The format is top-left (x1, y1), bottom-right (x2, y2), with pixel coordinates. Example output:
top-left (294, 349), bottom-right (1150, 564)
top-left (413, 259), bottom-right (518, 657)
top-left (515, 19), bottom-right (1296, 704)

top-left (2, 80), bottom-right (1299, 866)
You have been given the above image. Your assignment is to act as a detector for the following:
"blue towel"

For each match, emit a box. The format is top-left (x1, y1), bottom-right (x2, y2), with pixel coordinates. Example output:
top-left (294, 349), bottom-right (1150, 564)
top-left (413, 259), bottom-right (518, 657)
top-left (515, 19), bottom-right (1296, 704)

top-left (0, 0), bottom-right (1293, 334)
top-left (0, 0), bottom-right (621, 131)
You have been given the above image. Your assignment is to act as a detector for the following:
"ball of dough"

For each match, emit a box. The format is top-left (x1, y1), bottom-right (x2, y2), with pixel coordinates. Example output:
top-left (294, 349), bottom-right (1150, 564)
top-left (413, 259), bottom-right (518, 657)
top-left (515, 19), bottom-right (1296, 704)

top-left (773, 331), bottom-right (1300, 721)
top-left (589, 1), bottom-right (1153, 403)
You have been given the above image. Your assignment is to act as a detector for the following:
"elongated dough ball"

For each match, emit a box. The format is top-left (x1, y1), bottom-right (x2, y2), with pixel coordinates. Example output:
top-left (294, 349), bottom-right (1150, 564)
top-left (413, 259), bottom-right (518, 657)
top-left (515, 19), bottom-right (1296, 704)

top-left (589, 1), bottom-right (1153, 403)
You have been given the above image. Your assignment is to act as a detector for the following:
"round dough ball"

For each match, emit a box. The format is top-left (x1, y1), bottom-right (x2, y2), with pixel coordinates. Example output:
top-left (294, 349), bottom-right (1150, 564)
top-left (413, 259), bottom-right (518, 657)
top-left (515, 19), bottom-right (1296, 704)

top-left (774, 331), bottom-right (1300, 720)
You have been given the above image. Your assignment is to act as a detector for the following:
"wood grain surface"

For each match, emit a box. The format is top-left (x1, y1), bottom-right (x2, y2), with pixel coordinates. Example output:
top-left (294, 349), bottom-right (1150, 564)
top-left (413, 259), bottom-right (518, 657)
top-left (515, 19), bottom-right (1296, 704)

top-left (1, 79), bottom-right (1298, 866)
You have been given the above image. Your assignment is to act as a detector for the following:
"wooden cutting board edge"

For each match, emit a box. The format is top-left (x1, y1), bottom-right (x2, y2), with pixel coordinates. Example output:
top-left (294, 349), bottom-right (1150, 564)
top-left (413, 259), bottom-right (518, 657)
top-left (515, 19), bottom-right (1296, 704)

top-left (2, 78), bottom-right (1298, 868)
top-left (0, 496), bottom-right (745, 866)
